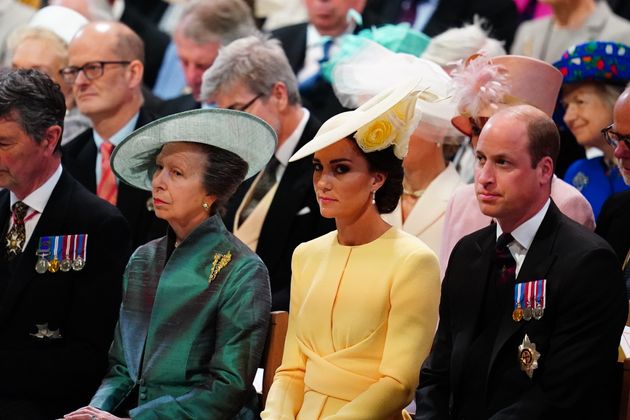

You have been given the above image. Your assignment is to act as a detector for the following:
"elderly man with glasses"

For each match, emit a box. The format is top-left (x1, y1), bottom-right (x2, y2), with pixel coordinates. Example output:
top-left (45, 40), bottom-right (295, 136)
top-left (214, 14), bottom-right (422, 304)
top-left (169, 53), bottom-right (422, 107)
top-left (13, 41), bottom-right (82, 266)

top-left (201, 35), bottom-right (335, 311)
top-left (595, 86), bottom-right (630, 313)
top-left (61, 21), bottom-right (166, 250)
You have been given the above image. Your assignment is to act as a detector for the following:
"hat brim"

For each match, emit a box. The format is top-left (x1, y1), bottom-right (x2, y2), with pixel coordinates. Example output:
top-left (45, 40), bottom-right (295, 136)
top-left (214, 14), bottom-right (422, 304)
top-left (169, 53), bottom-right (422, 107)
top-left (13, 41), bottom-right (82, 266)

top-left (289, 76), bottom-right (421, 162)
top-left (111, 109), bottom-right (277, 191)
top-left (451, 115), bottom-right (472, 137)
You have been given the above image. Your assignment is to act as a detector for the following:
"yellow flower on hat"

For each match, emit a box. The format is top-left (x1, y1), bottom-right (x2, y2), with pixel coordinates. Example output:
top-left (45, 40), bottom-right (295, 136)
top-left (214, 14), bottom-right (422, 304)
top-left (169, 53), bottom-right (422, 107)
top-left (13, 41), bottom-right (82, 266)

top-left (355, 93), bottom-right (419, 159)
top-left (355, 117), bottom-right (396, 153)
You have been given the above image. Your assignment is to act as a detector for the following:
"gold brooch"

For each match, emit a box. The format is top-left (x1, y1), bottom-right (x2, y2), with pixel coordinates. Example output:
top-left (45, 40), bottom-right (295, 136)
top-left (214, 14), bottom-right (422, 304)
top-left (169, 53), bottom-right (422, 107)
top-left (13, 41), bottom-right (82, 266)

top-left (209, 251), bottom-right (232, 284)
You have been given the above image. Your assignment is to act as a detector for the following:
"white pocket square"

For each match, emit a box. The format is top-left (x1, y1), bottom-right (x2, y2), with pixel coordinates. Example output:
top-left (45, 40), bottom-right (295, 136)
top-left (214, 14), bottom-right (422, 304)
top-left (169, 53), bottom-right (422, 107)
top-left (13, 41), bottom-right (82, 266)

top-left (297, 206), bottom-right (311, 216)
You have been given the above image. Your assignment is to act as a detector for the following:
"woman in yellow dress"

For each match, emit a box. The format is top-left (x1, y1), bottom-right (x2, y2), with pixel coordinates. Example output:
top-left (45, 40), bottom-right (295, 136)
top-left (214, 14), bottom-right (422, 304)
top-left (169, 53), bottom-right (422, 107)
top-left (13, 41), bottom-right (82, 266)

top-left (262, 78), bottom-right (441, 419)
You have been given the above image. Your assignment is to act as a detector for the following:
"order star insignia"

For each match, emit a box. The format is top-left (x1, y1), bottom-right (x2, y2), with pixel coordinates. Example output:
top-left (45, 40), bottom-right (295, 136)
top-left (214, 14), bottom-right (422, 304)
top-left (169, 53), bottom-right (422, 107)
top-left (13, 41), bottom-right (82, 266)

top-left (30, 323), bottom-right (62, 339)
top-left (518, 334), bottom-right (540, 379)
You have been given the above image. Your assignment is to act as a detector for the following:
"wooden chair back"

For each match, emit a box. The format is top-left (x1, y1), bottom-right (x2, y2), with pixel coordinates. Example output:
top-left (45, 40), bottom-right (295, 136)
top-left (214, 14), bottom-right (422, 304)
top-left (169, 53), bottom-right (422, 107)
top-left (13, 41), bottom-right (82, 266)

top-left (261, 310), bottom-right (289, 408)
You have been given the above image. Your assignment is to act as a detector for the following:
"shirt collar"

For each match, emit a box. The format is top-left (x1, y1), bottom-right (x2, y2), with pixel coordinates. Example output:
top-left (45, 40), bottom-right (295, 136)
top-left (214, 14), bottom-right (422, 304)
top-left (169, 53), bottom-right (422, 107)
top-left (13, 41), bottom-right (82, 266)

top-left (496, 198), bottom-right (551, 251)
top-left (93, 112), bottom-right (139, 148)
top-left (10, 164), bottom-right (63, 214)
top-left (305, 21), bottom-right (356, 48)
top-left (276, 108), bottom-right (310, 166)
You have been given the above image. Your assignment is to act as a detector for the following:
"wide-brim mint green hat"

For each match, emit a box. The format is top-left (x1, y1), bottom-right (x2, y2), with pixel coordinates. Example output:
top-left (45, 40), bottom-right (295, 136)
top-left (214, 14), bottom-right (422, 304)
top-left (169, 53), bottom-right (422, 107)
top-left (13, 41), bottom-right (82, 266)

top-left (111, 108), bottom-right (277, 191)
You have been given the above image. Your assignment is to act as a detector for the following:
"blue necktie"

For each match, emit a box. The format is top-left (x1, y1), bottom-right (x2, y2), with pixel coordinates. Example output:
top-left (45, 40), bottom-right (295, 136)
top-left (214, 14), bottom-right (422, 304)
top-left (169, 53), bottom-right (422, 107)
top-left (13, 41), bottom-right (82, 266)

top-left (299, 38), bottom-right (333, 93)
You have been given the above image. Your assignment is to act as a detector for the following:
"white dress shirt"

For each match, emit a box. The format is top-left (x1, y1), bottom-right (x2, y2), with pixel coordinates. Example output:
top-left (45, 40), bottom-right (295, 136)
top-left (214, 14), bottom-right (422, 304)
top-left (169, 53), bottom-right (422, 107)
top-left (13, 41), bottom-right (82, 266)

top-left (496, 198), bottom-right (551, 276)
top-left (9, 164), bottom-right (63, 250)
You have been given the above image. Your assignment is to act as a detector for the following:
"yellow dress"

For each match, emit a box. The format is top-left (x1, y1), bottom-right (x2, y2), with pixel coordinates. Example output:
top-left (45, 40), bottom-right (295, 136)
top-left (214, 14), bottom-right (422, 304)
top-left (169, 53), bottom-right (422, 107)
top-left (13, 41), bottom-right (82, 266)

top-left (262, 228), bottom-right (440, 419)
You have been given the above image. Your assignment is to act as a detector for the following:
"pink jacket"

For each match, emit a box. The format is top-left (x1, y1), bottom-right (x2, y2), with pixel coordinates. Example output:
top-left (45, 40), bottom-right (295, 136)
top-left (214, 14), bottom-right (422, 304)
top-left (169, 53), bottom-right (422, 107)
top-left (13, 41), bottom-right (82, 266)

top-left (439, 176), bottom-right (595, 276)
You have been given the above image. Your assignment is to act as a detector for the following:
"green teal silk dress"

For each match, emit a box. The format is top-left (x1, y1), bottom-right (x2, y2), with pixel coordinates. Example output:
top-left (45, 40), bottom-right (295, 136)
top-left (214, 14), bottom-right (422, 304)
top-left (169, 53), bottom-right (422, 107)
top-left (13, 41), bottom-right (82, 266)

top-left (90, 215), bottom-right (271, 419)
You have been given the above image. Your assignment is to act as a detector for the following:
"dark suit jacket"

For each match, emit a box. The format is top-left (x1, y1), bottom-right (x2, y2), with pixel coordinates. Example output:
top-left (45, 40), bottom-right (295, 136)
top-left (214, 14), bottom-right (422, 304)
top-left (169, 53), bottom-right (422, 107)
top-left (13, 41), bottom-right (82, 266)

top-left (0, 170), bottom-right (131, 420)
top-left (596, 189), bottom-right (630, 265)
top-left (158, 93), bottom-right (200, 117)
top-left (364, 0), bottom-right (519, 50)
top-left (271, 19), bottom-right (379, 123)
top-left (62, 107), bottom-right (167, 250)
top-left (120, 4), bottom-right (170, 89)
top-left (415, 202), bottom-right (627, 420)
top-left (222, 115), bottom-right (335, 311)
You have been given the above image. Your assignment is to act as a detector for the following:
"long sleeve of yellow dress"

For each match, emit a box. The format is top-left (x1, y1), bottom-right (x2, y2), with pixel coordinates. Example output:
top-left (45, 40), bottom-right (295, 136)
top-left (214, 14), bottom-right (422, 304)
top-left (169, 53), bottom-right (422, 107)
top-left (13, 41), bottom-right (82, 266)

top-left (262, 228), bottom-right (441, 420)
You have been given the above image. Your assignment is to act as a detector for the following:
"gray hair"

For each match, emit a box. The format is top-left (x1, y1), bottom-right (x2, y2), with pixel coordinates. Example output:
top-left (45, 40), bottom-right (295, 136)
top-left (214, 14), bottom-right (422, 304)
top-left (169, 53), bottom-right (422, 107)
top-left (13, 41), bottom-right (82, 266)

top-left (600, 83), bottom-right (625, 109)
top-left (201, 35), bottom-right (300, 105)
top-left (8, 26), bottom-right (68, 61)
top-left (177, 0), bottom-right (258, 46)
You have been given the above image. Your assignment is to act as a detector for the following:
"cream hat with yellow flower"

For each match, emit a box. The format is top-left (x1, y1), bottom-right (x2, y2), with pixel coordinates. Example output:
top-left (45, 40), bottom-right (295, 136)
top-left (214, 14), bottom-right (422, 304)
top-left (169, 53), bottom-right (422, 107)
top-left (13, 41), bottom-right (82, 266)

top-left (289, 75), bottom-right (422, 162)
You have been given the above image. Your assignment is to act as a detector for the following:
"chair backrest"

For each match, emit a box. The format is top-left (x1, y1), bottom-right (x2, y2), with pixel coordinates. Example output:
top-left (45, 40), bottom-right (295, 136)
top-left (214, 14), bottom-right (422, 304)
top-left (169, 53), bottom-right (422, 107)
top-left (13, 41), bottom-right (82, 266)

top-left (261, 310), bottom-right (289, 408)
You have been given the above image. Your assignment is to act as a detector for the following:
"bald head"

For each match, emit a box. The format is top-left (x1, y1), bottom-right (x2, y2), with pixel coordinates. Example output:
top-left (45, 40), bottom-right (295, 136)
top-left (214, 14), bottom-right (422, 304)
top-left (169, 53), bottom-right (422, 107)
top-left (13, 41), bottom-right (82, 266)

top-left (67, 21), bottom-right (144, 135)
top-left (72, 21), bottom-right (144, 64)
top-left (613, 86), bottom-right (630, 184)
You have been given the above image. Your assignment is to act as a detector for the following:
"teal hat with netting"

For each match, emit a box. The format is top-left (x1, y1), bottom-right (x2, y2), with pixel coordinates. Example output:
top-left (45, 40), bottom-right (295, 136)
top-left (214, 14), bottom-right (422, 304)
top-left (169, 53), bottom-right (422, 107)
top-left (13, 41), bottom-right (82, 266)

top-left (321, 23), bottom-right (431, 83)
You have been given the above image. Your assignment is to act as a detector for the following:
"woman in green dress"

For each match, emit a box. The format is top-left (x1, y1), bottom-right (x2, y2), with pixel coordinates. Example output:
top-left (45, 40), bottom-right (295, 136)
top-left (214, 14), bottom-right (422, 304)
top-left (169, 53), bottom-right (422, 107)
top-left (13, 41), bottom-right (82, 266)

top-left (65, 109), bottom-right (277, 420)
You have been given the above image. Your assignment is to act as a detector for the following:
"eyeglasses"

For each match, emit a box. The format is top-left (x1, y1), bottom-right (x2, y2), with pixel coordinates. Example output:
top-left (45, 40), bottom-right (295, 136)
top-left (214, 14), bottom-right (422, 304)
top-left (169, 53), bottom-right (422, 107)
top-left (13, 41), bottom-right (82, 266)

top-left (226, 94), bottom-right (263, 112)
top-left (469, 116), bottom-right (489, 137)
top-left (59, 61), bottom-right (131, 84)
top-left (601, 124), bottom-right (630, 149)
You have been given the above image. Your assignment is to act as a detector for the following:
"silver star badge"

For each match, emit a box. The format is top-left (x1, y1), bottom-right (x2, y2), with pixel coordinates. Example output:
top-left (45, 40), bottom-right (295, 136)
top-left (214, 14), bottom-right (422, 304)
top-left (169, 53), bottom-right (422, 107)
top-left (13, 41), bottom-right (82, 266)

top-left (518, 334), bottom-right (540, 379)
top-left (30, 323), bottom-right (62, 339)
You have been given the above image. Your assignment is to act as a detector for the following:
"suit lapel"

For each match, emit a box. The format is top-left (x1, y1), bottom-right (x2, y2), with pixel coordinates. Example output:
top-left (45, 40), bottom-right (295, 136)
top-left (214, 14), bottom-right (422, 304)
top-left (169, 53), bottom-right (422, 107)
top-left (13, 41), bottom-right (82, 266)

top-left (257, 116), bottom-right (320, 270)
top-left (451, 228), bottom-right (496, 395)
top-left (0, 172), bottom-right (73, 324)
top-left (488, 204), bottom-right (560, 374)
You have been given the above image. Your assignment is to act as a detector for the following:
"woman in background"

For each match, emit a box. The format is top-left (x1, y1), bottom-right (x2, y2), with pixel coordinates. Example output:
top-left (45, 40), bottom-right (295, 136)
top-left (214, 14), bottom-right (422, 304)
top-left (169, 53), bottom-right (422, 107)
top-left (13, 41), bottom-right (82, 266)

top-left (556, 41), bottom-right (630, 218)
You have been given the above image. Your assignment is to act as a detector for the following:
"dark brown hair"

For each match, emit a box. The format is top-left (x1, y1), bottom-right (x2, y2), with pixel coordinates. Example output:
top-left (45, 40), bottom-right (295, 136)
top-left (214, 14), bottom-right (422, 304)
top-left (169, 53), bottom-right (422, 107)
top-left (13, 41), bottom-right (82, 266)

top-left (350, 138), bottom-right (403, 214)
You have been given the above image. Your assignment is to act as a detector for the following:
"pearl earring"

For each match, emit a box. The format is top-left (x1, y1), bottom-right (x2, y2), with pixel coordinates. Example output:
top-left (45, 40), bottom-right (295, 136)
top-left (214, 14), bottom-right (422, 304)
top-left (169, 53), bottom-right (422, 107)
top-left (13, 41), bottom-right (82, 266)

top-left (202, 202), bottom-right (210, 212)
top-left (371, 190), bottom-right (376, 205)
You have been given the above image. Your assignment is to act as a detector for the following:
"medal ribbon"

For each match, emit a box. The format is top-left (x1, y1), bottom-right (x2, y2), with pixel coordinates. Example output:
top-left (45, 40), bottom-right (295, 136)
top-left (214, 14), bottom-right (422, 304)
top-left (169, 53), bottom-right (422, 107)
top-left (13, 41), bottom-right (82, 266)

top-left (538, 279), bottom-right (546, 309)
top-left (514, 282), bottom-right (524, 311)
top-left (54, 235), bottom-right (63, 261)
top-left (63, 235), bottom-right (71, 260)
top-left (77, 234), bottom-right (87, 262)
top-left (37, 236), bottom-right (52, 258)
top-left (82, 234), bottom-right (88, 262)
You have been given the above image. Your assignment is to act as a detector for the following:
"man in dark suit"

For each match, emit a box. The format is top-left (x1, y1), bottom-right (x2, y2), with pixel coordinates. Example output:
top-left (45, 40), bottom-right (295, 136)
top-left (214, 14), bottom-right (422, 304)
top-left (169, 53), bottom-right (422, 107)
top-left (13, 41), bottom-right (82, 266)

top-left (202, 35), bottom-right (335, 311)
top-left (0, 69), bottom-right (131, 419)
top-left (159, 0), bottom-right (259, 115)
top-left (61, 21), bottom-right (166, 249)
top-left (272, 0), bottom-right (380, 123)
top-left (415, 104), bottom-right (627, 419)
top-left (364, 0), bottom-right (518, 50)
top-left (598, 86), bottom-right (630, 317)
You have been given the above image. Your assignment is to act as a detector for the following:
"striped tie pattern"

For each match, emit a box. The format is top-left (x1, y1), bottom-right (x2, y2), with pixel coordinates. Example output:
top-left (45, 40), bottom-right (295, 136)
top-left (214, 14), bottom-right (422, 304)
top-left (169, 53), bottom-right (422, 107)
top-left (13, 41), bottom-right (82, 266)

top-left (97, 141), bottom-right (117, 205)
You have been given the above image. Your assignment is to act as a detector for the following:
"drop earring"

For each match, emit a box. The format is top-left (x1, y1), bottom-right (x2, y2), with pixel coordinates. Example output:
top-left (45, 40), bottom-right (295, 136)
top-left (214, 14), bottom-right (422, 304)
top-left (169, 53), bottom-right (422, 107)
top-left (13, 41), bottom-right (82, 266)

top-left (371, 190), bottom-right (376, 205)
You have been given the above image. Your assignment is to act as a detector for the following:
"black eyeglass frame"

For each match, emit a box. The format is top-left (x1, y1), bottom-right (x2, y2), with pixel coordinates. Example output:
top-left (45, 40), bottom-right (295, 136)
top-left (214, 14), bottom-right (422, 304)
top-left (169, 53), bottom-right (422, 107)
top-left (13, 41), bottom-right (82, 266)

top-left (226, 94), bottom-right (264, 112)
top-left (59, 60), bottom-right (131, 84)
top-left (602, 124), bottom-right (630, 149)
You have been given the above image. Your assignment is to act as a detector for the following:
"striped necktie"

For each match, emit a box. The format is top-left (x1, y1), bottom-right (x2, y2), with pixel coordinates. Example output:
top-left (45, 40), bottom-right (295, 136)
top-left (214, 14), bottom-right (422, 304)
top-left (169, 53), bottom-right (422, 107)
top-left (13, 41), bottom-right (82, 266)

top-left (97, 140), bottom-right (117, 205)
